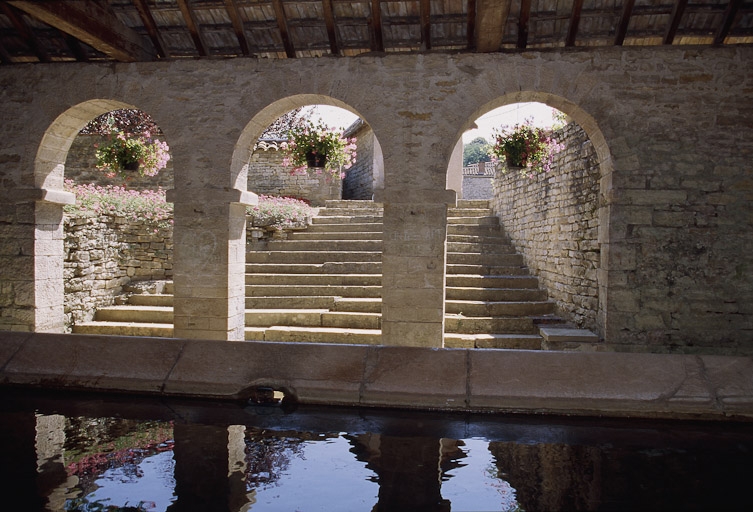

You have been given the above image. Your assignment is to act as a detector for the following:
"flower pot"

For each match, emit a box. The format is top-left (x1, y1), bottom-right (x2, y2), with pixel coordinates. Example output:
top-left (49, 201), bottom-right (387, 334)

top-left (505, 155), bottom-right (526, 168)
top-left (306, 152), bottom-right (326, 168)
top-left (123, 161), bottom-right (140, 171)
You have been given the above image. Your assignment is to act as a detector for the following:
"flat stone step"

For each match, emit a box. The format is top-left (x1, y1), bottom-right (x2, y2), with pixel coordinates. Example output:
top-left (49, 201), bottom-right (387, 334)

top-left (446, 275), bottom-right (539, 289)
top-left (446, 287), bottom-right (548, 301)
top-left (447, 253), bottom-right (524, 266)
top-left (447, 216), bottom-right (499, 226)
top-left (264, 240), bottom-right (382, 252)
top-left (72, 321), bottom-right (173, 337)
top-left (311, 215), bottom-right (382, 224)
top-left (456, 199), bottom-right (490, 208)
top-left (447, 234), bottom-right (512, 245)
top-left (247, 251), bottom-right (381, 264)
top-left (306, 223), bottom-right (383, 233)
top-left (289, 231), bottom-right (382, 241)
top-left (444, 333), bottom-right (542, 350)
top-left (323, 200), bottom-right (384, 209)
top-left (94, 305), bottom-right (173, 323)
top-left (333, 297), bottom-right (382, 313)
top-left (445, 300), bottom-right (555, 316)
top-left (244, 309), bottom-right (381, 329)
top-left (539, 326), bottom-right (602, 351)
top-left (446, 264), bottom-right (528, 276)
top-left (245, 296), bottom-right (337, 309)
top-left (448, 207), bottom-right (493, 217)
top-left (447, 224), bottom-right (504, 236)
top-left (246, 273), bottom-right (381, 286)
top-left (246, 284), bottom-right (382, 298)
top-left (127, 294), bottom-right (174, 307)
top-left (246, 262), bottom-right (382, 274)
top-left (445, 315), bottom-right (535, 334)
top-left (246, 326), bottom-right (382, 345)
top-left (446, 242), bottom-right (515, 254)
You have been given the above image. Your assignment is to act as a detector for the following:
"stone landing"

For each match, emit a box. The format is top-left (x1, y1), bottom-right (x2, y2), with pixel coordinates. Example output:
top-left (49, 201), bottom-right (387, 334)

top-left (1, 332), bottom-right (751, 421)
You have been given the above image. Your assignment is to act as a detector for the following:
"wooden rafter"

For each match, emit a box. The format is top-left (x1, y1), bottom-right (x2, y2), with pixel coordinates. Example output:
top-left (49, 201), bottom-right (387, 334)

top-left (420, 0), bottom-right (431, 50)
top-left (714, 0), bottom-right (743, 45)
top-left (64, 32), bottom-right (88, 62)
top-left (664, 0), bottom-right (688, 45)
top-left (517, 0), bottom-right (532, 49)
top-left (271, 0), bottom-right (295, 58)
top-left (474, 0), bottom-right (510, 52)
top-left (133, 0), bottom-right (169, 59)
top-left (466, 0), bottom-right (476, 50)
top-left (566, 0), bottom-right (585, 47)
top-left (1, 2), bottom-right (50, 62)
top-left (224, 0), bottom-right (250, 56)
top-left (7, 0), bottom-right (154, 62)
top-left (370, 0), bottom-right (384, 52)
top-left (176, 0), bottom-right (208, 56)
top-left (321, 0), bottom-right (339, 55)
top-left (614, 0), bottom-right (635, 45)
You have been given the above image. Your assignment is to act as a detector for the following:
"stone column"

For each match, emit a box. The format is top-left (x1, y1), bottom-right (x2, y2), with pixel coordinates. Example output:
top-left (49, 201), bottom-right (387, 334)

top-left (167, 188), bottom-right (256, 341)
top-left (378, 188), bottom-right (455, 347)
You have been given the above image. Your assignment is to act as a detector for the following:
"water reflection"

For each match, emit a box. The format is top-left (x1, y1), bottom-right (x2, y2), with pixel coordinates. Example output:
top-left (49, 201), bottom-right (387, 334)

top-left (0, 390), bottom-right (751, 511)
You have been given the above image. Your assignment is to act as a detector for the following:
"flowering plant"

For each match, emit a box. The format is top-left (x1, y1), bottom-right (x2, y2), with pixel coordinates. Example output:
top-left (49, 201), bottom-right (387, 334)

top-left (246, 195), bottom-right (314, 229)
top-left (492, 119), bottom-right (561, 175)
top-left (281, 119), bottom-right (357, 179)
top-left (94, 126), bottom-right (170, 181)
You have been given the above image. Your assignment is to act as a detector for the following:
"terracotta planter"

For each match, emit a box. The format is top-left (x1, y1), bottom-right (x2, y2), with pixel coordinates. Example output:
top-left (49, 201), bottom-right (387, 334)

top-left (305, 152), bottom-right (326, 168)
top-left (505, 155), bottom-right (526, 168)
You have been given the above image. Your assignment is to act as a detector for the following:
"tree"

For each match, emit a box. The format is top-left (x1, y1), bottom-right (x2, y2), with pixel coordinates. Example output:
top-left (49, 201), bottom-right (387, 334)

top-left (463, 137), bottom-right (492, 166)
top-left (80, 109), bottom-right (161, 136)
top-left (259, 107), bottom-right (309, 139)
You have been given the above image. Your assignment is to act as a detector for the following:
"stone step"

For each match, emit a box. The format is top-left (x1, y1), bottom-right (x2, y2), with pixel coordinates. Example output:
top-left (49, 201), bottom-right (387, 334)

top-left (447, 224), bottom-right (504, 236)
top-left (245, 309), bottom-right (381, 330)
top-left (446, 253), bottom-right (524, 266)
top-left (246, 296), bottom-right (337, 310)
top-left (447, 207), bottom-right (493, 217)
top-left (445, 315), bottom-right (535, 334)
top-left (246, 284), bottom-right (382, 298)
top-left (247, 251), bottom-right (381, 264)
top-left (445, 300), bottom-right (555, 317)
top-left (73, 321), bottom-right (173, 337)
top-left (447, 234), bottom-right (512, 245)
top-left (446, 216), bottom-right (499, 226)
top-left (456, 199), bottom-right (490, 208)
top-left (323, 200), bottom-right (384, 209)
top-left (288, 231), bottom-right (382, 241)
top-left (446, 275), bottom-right (539, 289)
top-left (446, 242), bottom-right (515, 254)
top-left (246, 326), bottom-right (382, 345)
top-left (94, 305), bottom-right (173, 323)
top-left (306, 222), bottom-right (383, 233)
top-left (445, 287), bottom-right (548, 301)
top-left (127, 294), bottom-right (174, 307)
top-left (446, 264), bottom-right (528, 276)
top-left (264, 240), bottom-right (382, 252)
top-left (311, 215), bottom-right (382, 224)
top-left (246, 262), bottom-right (382, 274)
top-left (444, 333), bottom-right (542, 350)
top-left (333, 297), bottom-right (382, 313)
top-left (245, 273), bottom-right (381, 286)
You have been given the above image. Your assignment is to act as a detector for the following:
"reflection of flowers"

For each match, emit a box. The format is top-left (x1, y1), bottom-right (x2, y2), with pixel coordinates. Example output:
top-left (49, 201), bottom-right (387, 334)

top-left (281, 119), bottom-right (357, 179)
top-left (95, 126), bottom-right (170, 182)
top-left (492, 119), bottom-right (562, 176)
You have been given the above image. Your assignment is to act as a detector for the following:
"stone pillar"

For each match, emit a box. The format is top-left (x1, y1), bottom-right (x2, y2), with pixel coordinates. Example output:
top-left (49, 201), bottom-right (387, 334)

top-left (169, 423), bottom-right (253, 511)
top-left (446, 139), bottom-right (463, 199)
top-left (378, 188), bottom-right (455, 347)
top-left (167, 188), bottom-right (256, 341)
top-left (35, 413), bottom-right (79, 510)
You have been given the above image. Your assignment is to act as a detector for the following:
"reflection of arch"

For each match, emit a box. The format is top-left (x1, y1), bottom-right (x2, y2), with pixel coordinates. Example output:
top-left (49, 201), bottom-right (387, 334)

top-left (232, 95), bottom-right (382, 194)
top-left (453, 93), bottom-right (612, 337)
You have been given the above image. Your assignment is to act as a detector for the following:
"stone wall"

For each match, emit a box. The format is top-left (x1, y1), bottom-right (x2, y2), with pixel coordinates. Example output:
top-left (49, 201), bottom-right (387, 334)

top-left (64, 134), bottom-right (174, 190)
top-left (492, 123), bottom-right (600, 332)
top-left (63, 214), bottom-right (172, 329)
top-left (462, 162), bottom-right (495, 200)
top-left (343, 122), bottom-right (375, 200)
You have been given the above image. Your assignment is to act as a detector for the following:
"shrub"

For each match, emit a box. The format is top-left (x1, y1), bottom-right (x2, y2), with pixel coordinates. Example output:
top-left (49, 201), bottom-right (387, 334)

top-left (64, 180), bottom-right (172, 228)
top-left (246, 195), bottom-right (314, 229)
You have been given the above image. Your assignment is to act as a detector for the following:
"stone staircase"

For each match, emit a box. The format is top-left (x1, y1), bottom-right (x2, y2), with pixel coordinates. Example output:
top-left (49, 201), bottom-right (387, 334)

top-left (73, 199), bottom-right (564, 348)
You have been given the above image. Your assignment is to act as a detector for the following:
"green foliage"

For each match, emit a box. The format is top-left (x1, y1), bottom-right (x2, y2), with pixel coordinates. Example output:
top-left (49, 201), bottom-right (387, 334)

top-left (94, 125), bottom-right (170, 182)
top-left (492, 119), bottom-right (562, 175)
top-left (282, 119), bottom-right (357, 179)
top-left (463, 137), bottom-right (492, 166)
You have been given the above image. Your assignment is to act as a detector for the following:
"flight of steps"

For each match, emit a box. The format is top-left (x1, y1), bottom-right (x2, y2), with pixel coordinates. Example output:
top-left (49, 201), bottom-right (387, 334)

top-left (73, 200), bottom-right (561, 348)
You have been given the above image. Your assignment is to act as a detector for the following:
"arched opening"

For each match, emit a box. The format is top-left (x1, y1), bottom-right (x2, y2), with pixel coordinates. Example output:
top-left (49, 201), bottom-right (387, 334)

top-left (447, 95), bottom-right (613, 347)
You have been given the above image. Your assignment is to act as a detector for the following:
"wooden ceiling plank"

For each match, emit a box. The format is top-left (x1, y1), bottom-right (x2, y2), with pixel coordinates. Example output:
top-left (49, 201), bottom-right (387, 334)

top-left (7, 0), bottom-right (154, 62)
top-left (614, 0), bottom-right (636, 45)
top-left (1, 2), bottom-right (50, 62)
top-left (518, 0), bottom-right (532, 49)
top-left (420, 0), bottom-right (431, 50)
top-left (271, 0), bottom-right (295, 58)
top-left (370, 0), bottom-right (384, 52)
top-left (566, 0), bottom-right (585, 47)
top-left (133, 0), bottom-right (170, 59)
top-left (467, 0), bottom-right (476, 49)
top-left (176, 0), bottom-right (208, 57)
top-left (714, 0), bottom-right (743, 45)
top-left (663, 0), bottom-right (689, 45)
top-left (321, 0), bottom-right (339, 55)
top-left (474, 0), bottom-right (511, 52)
top-left (224, 0), bottom-right (250, 56)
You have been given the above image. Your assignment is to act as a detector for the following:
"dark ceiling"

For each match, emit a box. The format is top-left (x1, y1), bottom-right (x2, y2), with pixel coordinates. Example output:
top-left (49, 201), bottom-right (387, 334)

top-left (0, 0), bottom-right (751, 64)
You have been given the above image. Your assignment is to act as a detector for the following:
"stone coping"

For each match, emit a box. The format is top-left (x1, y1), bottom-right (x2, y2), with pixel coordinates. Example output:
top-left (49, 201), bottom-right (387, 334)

top-left (1, 331), bottom-right (751, 421)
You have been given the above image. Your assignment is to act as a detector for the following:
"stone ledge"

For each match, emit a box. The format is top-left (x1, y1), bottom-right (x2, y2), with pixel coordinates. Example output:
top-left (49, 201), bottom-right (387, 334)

top-left (0, 331), bottom-right (751, 421)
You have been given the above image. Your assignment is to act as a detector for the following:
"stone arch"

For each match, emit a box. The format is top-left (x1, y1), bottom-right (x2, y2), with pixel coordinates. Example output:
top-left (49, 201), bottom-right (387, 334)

top-left (31, 100), bottom-right (169, 332)
top-left (454, 92), bottom-right (613, 338)
top-left (232, 94), bottom-right (382, 195)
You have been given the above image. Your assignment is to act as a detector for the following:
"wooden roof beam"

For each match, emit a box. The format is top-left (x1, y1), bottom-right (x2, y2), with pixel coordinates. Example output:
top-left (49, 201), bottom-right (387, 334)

top-left (714, 0), bottom-right (742, 45)
top-left (517, 0), bottom-right (531, 49)
top-left (370, 0), bottom-right (384, 52)
top-left (474, 0), bottom-right (510, 52)
top-left (466, 0), bottom-right (476, 49)
top-left (321, 0), bottom-right (339, 55)
top-left (133, 0), bottom-right (170, 59)
top-left (663, 0), bottom-right (688, 45)
top-left (64, 33), bottom-right (89, 62)
top-left (566, 0), bottom-right (584, 47)
top-left (7, 0), bottom-right (154, 62)
top-left (420, 0), bottom-right (431, 50)
top-left (272, 0), bottom-right (296, 57)
top-left (1, 2), bottom-right (50, 62)
top-left (224, 0), bottom-right (250, 56)
top-left (614, 0), bottom-right (635, 45)
top-left (176, 0), bottom-right (208, 56)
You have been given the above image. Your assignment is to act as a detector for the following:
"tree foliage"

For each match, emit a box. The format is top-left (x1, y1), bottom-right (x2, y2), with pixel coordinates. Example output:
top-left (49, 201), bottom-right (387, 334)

top-left (260, 108), bottom-right (310, 139)
top-left (81, 109), bottom-right (162, 136)
top-left (463, 137), bottom-right (492, 166)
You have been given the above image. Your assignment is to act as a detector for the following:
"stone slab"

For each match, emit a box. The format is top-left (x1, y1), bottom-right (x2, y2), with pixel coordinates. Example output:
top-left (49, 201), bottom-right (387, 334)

top-left (540, 327), bottom-right (600, 342)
